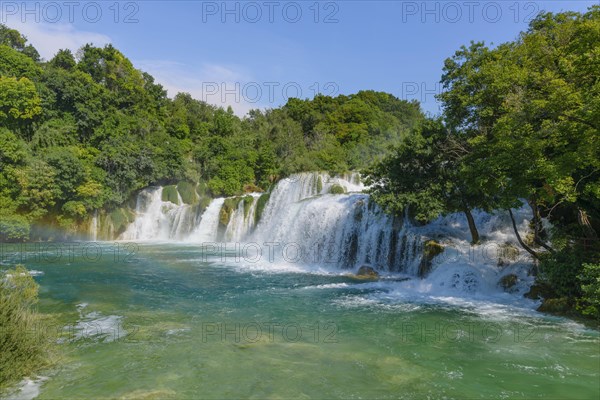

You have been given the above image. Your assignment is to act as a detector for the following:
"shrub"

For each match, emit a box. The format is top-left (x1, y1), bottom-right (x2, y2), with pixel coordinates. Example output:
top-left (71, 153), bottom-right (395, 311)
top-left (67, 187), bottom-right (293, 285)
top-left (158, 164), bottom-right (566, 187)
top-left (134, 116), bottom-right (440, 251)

top-left (329, 184), bottom-right (346, 195)
top-left (538, 250), bottom-right (585, 298)
top-left (0, 213), bottom-right (30, 241)
top-left (0, 266), bottom-right (53, 389)
top-left (578, 263), bottom-right (600, 319)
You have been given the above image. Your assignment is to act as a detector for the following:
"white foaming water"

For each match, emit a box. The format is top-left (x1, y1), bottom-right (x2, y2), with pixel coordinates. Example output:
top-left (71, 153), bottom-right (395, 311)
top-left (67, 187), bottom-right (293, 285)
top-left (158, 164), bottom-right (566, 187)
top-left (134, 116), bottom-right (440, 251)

top-left (5, 377), bottom-right (48, 400)
top-left (185, 198), bottom-right (225, 244)
top-left (223, 193), bottom-right (262, 242)
top-left (120, 187), bottom-right (195, 241)
top-left (89, 210), bottom-right (98, 241)
top-left (114, 172), bottom-right (538, 308)
top-left (62, 303), bottom-right (127, 343)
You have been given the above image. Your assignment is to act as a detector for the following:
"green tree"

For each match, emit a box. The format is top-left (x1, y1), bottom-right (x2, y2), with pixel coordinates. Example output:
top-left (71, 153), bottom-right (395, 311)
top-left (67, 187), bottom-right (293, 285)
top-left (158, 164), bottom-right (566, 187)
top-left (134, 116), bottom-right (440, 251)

top-left (365, 118), bottom-right (482, 243)
top-left (0, 77), bottom-right (42, 134)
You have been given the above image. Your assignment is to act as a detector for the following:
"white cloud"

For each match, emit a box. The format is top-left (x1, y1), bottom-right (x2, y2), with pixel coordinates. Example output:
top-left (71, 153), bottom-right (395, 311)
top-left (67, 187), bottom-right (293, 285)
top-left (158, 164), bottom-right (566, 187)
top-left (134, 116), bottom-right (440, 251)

top-left (5, 20), bottom-right (111, 60)
top-left (136, 60), bottom-right (268, 117)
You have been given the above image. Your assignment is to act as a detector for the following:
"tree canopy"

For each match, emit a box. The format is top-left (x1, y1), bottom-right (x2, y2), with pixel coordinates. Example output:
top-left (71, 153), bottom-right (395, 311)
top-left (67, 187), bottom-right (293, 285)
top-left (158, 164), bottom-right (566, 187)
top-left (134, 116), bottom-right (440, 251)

top-left (0, 25), bottom-right (423, 240)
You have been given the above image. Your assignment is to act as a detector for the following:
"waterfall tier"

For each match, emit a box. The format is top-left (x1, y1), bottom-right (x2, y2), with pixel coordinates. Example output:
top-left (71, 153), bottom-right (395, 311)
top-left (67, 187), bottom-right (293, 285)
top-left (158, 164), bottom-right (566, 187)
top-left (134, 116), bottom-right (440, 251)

top-left (93, 172), bottom-right (534, 293)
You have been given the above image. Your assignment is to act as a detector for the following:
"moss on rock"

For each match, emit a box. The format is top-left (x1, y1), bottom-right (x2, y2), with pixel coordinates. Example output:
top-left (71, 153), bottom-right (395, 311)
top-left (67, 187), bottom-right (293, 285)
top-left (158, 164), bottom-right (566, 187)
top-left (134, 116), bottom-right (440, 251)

top-left (255, 193), bottom-right (270, 225)
top-left (497, 243), bottom-right (520, 267)
top-left (196, 181), bottom-right (209, 197)
top-left (161, 185), bottom-right (179, 204)
top-left (498, 274), bottom-right (518, 292)
top-left (219, 197), bottom-right (242, 228)
top-left (418, 240), bottom-right (444, 277)
top-left (243, 195), bottom-right (254, 218)
top-left (177, 182), bottom-right (198, 205)
top-left (347, 265), bottom-right (380, 281)
top-left (329, 184), bottom-right (346, 195)
top-left (316, 175), bottom-right (323, 194)
top-left (109, 207), bottom-right (135, 235)
top-left (537, 297), bottom-right (572, 314)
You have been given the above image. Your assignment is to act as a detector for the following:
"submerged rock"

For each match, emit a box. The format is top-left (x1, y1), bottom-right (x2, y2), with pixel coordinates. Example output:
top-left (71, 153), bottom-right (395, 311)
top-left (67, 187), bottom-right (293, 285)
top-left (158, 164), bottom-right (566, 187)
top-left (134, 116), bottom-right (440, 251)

top-left (524, 283), bottom-right (552, 300)
top-left (497, 243), bottom-right (520, 267)
top-left (537, 297), bottom-right (571, 314)
top-left (418, 240), bottom-right (444, 278)
top-left (357, 265), bottom-right (379, 277)
top-left (347, 265), bottom-right (380, 281)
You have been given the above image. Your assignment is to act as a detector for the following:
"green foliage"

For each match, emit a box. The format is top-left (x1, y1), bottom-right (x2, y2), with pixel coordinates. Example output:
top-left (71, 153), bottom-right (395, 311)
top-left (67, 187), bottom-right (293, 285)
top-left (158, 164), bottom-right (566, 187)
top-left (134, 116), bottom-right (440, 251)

top-left (13, 160), bottom-right (59, 220)
top-left (31, 117), bottom-right (77, 150)
top-left (0, 24), bottom-right (39, 61)
top-left (0, 128), bottom-right (27, 165)
top-left (438, 7), bottom-right (600, 226)
top-left (109, 208), bottom-right (135, 235)
top-left (539, 250), bottom-right (587, 298)
top-left (316, 176), bottom-right (323, 193)
top-left (0, 266), bottom-right (53, 388)
top-left (162, 185), bottom-right (180, 204)
top-left (0, 76), bottom-right (42, 130)
top-left (0, 45), bottom-right (41, 78)
top-left (219, 198), bottom-right (242, 227)
top-left (255, 193), bottom-right (271, 225)
top-left (0, 213), bottom-right (30, 241)
top-left (49, 49), bottom-right (76, 70)
top-left (42, 147), bottom-right (86, 200)
top-left (365, 118), bottom-right (481, 224)
top-left (578, 263), bottom-right (600, 318)
top-left (177, 182), bottom-right (198, 205)
top-left (329, 184), bottom-right (346, 195)
top-left (243, 195), bottom-right (254, 218)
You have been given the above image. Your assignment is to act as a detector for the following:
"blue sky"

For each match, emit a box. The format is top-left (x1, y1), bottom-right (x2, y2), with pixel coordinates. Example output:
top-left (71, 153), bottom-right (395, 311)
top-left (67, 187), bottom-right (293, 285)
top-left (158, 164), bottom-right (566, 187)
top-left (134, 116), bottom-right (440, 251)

top-left (3, 1), bottom-right (597, 115)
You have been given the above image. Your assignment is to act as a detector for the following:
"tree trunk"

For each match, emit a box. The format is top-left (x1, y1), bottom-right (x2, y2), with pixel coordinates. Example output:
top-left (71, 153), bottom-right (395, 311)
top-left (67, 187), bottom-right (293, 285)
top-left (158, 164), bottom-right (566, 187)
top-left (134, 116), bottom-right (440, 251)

top-left (508, 208), bottom-right (539, 260)
top-left (528, 198), bottom-right (555, 253)
top-left (464, 208), bottom-right (479, 245)
top-left (529, 198), bottom-right (542, 243)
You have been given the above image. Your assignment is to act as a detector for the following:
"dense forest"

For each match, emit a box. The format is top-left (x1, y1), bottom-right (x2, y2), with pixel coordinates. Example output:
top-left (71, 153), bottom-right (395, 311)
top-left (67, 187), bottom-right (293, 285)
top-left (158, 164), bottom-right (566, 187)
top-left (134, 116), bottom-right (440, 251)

top-left (0, 7), bottom-right (599, 320)
top-left (0, 24), bottom-right (423, 241)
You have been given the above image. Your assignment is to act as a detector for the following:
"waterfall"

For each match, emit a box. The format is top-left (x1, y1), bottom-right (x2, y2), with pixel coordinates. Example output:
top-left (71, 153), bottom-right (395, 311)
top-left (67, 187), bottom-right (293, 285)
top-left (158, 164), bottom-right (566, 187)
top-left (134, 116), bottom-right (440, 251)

top-left (117, 172), bottom-right (534, 295)
top-left (119, 187), bottom-right (195, 241)
top-left (241, 172), bottom-right (408, 270)
top-left (89, 211), bottom-right (98, 241)
top-left (223, 194), bottom-right (262, 242)
top-left (185, 198), bottom-right (226, 244)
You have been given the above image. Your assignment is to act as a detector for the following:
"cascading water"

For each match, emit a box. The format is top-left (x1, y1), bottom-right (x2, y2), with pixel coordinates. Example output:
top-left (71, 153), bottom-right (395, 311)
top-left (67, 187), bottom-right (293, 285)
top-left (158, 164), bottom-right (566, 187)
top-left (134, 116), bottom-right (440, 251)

top-left (114, 172), bottom-right (535, 296)
top-left (223, 194), bottom-right (262, 242)
top-left (89, 211), bottom-right (98, 242)
top-left (119, 187), bottom-right (195, 241)
top-left (185, 198), bottom-right (226, 243)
